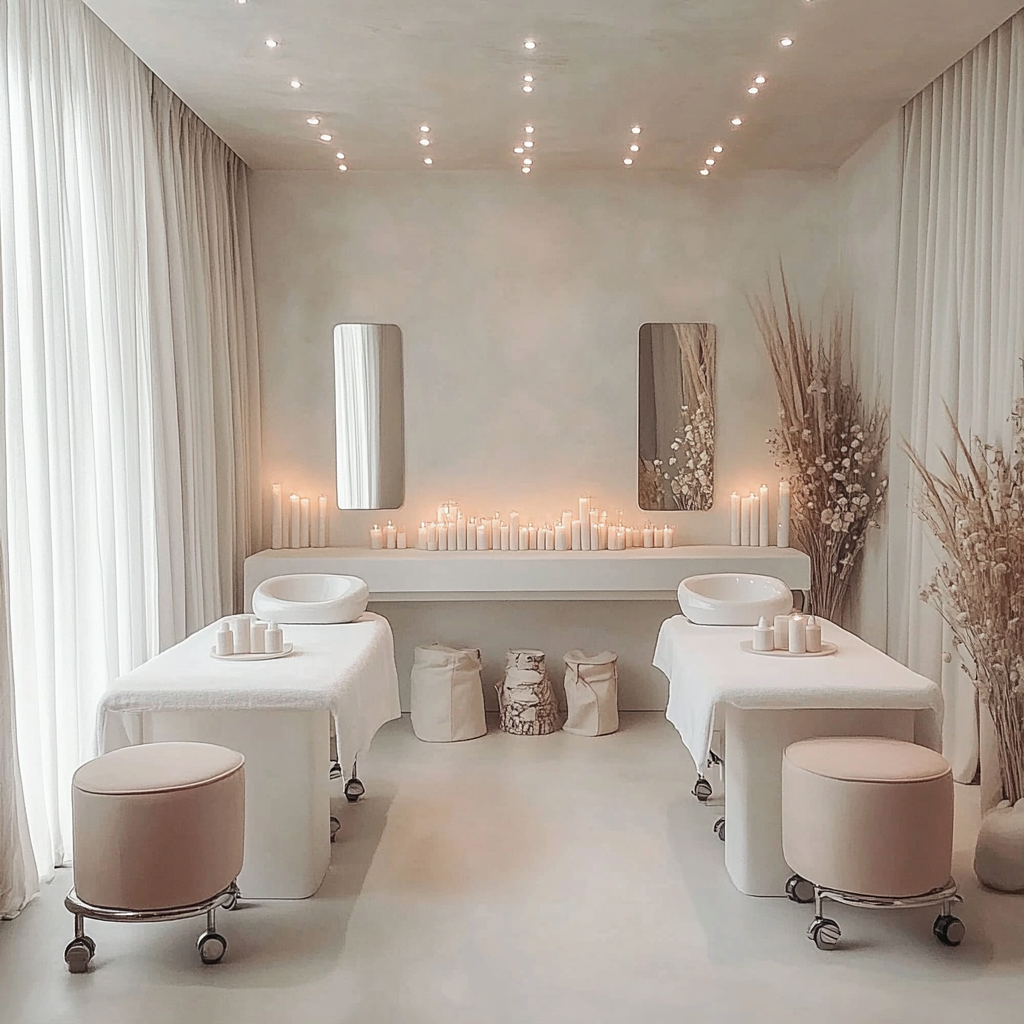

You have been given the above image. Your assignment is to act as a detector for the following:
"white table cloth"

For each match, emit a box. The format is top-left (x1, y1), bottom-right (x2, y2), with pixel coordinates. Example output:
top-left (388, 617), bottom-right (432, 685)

top-left (97, 612), bottom-right (401, 773)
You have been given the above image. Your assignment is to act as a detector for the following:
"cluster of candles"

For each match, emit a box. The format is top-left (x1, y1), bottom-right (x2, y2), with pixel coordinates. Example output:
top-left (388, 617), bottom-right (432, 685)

top-left (270, 484), bottom-right (329, 549)
top-left (730, 481), bottom-right (791, 547)
top-left (751, 613), bottom-right (822, 654)
top-left (215, 615), bottom-right (286, 656)
top-left (369, 497), bottom-right (677, 551)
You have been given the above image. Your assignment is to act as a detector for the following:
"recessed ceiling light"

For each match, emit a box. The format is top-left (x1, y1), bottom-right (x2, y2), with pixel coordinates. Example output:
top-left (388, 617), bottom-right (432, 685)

top-left (319, 133), bottom-right (332, 142)
top-left (335, 152), bottom-right (345, 160)
top-left (748, 86), bottom-right (759, 95)
top-left (713, 144), bottom-right (723, 153)
top-left (524, 39), bottom-right (536, 49)
top-left (523, 157), bottom-right (532, 165)
top-left (631, 125), bottom-right (642, 135)
top-left (700, 168), bottom-right (710, 176)
top-left (235, 0), bottom-right (247, 5)
top-left (629, 144), bottom-right (639, 152)
top-left (306, 116), bottom-right (320, 125)
top-left (623, 158), bottom-right (633, 166)
top-left (731, 116), bottom-right (744, 126)
top-left (705, 158), bottom-right (715, 166)
top-left (419, 138), bottom-right (430, 146)
top-left (514, 147), bottom-right (525, 154)
top-left (522, 85), bottom-right (533, 93)
top-left (522, 166), bottom-right (531, 173)
top-left (780, 36), bottom-right (794, 47)
top-left (524, 124), bottom-right (535, 133)
top-left (265, 38), bottom-right (279, 48)
top-left (338, 164), bottom-right (347, 172)
top-left (423, 157), bottom-right (433, 165)
top-left (420, 125), bottom-right (430, 133)
top-left (523, 75), bottom-right (534, 83)
top-left (754, 75), bottom-right (766, 85)
top-left (524, 140), bottom-right (534, 148)
top-left (289, 79), bottom-right (301, 90)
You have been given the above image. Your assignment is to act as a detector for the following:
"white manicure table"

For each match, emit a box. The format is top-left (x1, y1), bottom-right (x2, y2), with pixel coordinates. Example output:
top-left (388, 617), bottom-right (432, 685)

top-left (653, 615), bottom-right (943, 896)
top-left (96, 612), bottom-right (401, 899)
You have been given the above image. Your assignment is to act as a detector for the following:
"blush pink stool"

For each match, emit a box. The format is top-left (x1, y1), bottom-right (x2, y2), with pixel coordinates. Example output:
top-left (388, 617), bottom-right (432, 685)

top-left (782, 736), bottom-right (964, 950)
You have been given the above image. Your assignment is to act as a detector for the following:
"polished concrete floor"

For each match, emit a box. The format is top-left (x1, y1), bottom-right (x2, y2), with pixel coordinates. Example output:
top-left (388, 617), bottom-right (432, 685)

top-left (2, 713), bottom-right (1023, 1024)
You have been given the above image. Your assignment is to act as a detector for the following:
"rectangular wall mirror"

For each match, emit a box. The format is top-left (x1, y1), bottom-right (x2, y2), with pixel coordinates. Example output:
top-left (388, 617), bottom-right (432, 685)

top-left (334, 323), bottom-right (405, 510)
top-left (638, 323), bottom-right (717, 511)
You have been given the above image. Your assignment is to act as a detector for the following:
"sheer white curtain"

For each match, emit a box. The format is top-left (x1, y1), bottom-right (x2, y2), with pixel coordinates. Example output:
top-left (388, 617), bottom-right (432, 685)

top-left (335, 324), bottom-right (382, 509)
top-left (888, 11), bottom-right (1024, 795)
top-left (0, 0), bottom-right (260, 904)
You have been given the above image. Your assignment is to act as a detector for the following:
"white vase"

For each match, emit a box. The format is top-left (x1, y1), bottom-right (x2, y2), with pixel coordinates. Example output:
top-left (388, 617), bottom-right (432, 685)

top-left (974, 799), bottom-right (1024, 892)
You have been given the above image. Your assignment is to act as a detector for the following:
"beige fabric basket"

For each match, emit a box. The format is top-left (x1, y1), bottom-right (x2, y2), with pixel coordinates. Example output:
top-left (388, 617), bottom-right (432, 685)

top-left (562, 650), bottom-right (619, 736)
top-left (410, 644), bottom-right (487, 742)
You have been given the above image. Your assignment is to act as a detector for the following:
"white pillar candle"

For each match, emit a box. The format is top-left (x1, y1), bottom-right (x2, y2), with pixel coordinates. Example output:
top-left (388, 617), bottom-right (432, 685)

top-left (774, 614), bottom-right (791, 650)
top-left (749, 492), bottom-right (759, 547)
top-left (466, 518), bottom-right (477, 550)
top-left (554, 524), bottom-right (567, 550)
top-left (730, 492), bottom-right (741, 546)
top-left (571, 520), bottom-right (582, 550)
top-left (491, 513), bottom-right (501, 546)
top-left (805, 616), bottom-right (822, 653)
top-left (580, 503), bottom-right (592, 550)
top-left (385, 520), bottom-right (397, 549)
top-left (317, 494), bottom-right (328, 547)
top-left (299, 497), bottom-right (311, 547)
top-left (561, 509), bottom-right (573, 533)
top-left (548, 526), bottom-right (557, 551)
top-left (789, 614), bottom-right (807, 655)
top-left (625, 526), bottom-right (634, 548)
top-left (519, 526), bottom-right (529, 550)
top-left (477, 522), bottom-right (488, 550)
top-left (759, 484), bottom-right (770, 547)
top-left (417, 522), bottom-right (427, 550)
top-left (654, 526), bottom-right (664, 548)
top-left (397, 528), bottom-right (407, 549)
top-left (600, 510), bottom-right (608, 526)
top-left (447, 521), bottom-right (457, 551)
top-left (500, 523), bottom-right (510, 550)
top-left (231, 615), bottom-right (252, 654)
top-left (289, 493), bottom-right (300, 548)
top-left (778, 480), bottom-right (791, 548)
top-left (427, 522), bottom-right (439, 551)
top-left (436, 521), bottom-right (447, 551)
top-left (271, 483), bottom-right (283, 549)
top-left (597, 522), bottom-right (608, 550)
top-left (589, 522), bottom-right (599, 549)
top-left (740, 495), bottom-right (751, 546)
top-left (643, 525), bottom-right (654, 548)
top-left (528, 523), bottom-right (538, 550)
top-left (251, 621), bottom-right (267, 655)
top-left (663, 525), bottom-right (675, 549)
top-left (509, 511), bottom-right (520, 550)
top-left (437, 503), bottom-right (448, 525)
top-left (579, 495), bottom-right (591, 525)
top-left (456, 512), bottom-right (467, 551)
top-left (369, 524), bottom-right (383, 550)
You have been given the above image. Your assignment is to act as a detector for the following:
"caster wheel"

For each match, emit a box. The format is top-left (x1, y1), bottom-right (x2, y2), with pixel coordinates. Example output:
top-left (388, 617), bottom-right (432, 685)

top-left (223, 884), bottom-right (240, 911)
top-left (808, 917), bottom-right (841, 950)
top-left (713, 817), bottom-right (725, 842)
top-left (692, 778), bottom-right (713, 802)
top-left (933, 914), bottom-right (965, 947)
top-left (785, 874), bottom-right (815, 905)
top-left (329, 761), bottom-right (343, 780)
top-left (64, 936), bottom-right (94, 974)
top-left (330, 815), bottom-right (341, 843)
top-left (344, 778), bottom-right (365, 803)
top-left (197, 931), bottom-right (227, 964)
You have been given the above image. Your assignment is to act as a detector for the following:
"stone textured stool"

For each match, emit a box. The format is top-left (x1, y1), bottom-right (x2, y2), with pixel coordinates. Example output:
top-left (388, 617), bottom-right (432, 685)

top-left (66, 741), bottom-right (245, 972)
top-left (496, 649), bottom-right (560, 735)
top-left (782, 736), bottom-right (963, 950)
top-left (410, 644), bottom-right (487, 742)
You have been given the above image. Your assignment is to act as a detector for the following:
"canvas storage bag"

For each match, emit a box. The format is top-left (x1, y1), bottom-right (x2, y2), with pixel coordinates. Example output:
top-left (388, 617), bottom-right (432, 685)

top-left (497, 649), bottom-right (560, 735)
top-left (410, 644), bottom-right (487, 742)
top-left (562, 650), bottom-right (619, 737)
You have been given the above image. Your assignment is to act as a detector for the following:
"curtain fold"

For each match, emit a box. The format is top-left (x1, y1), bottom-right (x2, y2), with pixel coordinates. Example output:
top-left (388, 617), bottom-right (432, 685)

top-left (0, 0), bottom-right (261, 901)
top-left (888, 11), bottom-right (1024, 794)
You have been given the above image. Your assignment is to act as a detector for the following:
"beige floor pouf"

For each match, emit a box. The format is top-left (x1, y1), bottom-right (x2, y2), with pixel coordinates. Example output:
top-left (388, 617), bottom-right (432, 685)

top-left (782, 736), bottom-right (963, 950)
top-left (66, 741), bottom-right (245, 972)
top-left (562, 650), bottom-right (619, 736)
top-left (410, 644), bottom-right (487, 742)
top-left (497, 649), bottom-right (560, 735)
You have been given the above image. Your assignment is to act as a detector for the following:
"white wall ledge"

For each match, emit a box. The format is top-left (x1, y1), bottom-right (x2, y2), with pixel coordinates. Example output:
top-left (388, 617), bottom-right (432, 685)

top-left (244, 545), bottom-right (811, 606)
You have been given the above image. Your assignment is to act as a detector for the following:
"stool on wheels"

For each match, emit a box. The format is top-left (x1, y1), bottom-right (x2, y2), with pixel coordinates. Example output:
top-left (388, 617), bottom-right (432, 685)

top-left (782, 736), bottom-right (964, 950)
top-left (65, 741), bottom-right (245, 973)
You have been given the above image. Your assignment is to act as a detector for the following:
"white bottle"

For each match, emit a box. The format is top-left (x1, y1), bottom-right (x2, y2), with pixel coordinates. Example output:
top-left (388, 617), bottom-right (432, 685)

top-left (231, 615), bottom-right (251, 654)
top-left (215, 622), bottom-right (234, 657)
top-left (264, 621), bottom-right (284, 654)
top-left (753, 615), bottom-right (775, 652)
top-left (805, 616), bottom-right (822, 653)
top-left (251, 621), bottom-right (268, 655)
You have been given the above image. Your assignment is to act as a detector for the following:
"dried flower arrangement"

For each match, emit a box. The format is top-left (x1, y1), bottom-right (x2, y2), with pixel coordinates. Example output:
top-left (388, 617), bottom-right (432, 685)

top-left (750, 272), bottom-right (889, 622)
top-left (905, 399), bottom-right (1024, 804)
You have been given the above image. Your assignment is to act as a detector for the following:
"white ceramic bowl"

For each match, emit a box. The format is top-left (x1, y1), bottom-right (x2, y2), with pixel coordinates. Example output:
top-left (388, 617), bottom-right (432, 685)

top-left (678, 573), bottom-right (793, 626)
top-left (252, 574), bottom-right (369, 624)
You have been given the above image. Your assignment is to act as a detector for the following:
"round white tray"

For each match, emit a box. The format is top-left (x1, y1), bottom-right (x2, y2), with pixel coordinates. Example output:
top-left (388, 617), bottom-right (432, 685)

top-left (739, 640), bottom-right (838, 658)
top-left (210, 643), bottom-right (294, 661)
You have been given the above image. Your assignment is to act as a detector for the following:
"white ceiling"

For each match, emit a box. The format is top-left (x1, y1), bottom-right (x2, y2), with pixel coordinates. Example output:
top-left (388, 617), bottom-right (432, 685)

top-left (84, 0), bottom-right (1021, 173)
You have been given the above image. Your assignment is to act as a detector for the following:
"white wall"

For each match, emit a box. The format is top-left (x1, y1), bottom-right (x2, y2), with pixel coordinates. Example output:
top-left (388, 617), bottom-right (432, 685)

top-left (249, 169), bottom-right (840, 708)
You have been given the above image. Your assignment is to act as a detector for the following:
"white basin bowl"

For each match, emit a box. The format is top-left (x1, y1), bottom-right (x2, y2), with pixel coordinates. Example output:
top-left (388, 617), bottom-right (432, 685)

top-left (678, 573), bottom-right (793, 626)
top-left (252, 574), bottom-right (369, 625)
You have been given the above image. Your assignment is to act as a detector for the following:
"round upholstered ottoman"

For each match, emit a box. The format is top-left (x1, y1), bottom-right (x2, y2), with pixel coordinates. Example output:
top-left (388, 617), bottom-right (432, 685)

top-left (782, 736), bottom-right (964, 950)
top-left (66, 742), bottom-right (245, 972)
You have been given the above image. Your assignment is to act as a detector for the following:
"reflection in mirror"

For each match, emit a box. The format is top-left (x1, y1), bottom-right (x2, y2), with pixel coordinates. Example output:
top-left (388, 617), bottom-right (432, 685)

top-left (638, 323), bottom-right (717, 511)
top-left (334, 323), bottom-right (405, 510)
